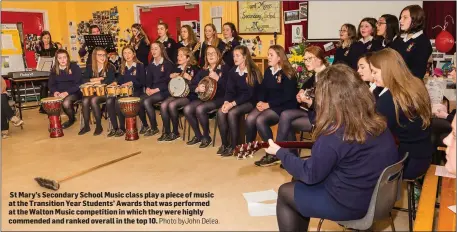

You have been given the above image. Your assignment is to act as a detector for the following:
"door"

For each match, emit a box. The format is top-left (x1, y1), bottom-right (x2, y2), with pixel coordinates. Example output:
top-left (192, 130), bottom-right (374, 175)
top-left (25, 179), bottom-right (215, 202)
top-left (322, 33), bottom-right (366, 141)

top-left (139, 5), bottom-right (199, 42)
top-left (2, 11), bottom-right (44, 69)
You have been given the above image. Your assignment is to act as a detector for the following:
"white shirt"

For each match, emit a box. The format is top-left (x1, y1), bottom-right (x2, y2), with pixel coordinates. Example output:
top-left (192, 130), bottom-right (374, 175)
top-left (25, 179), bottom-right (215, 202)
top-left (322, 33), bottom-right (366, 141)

top-left (178, 64), bottom-right (186, 71)
top-left (224, 37), bottom-right (234, 43)
top-left (152, 57), bottom-right (164, 66)
top-left (379, 87), bottom-right (389, 97)
top-left (369, 82), bottom-right (377, 92)
top-left (181, 40), bottom-right (188, 46)
top-left (401, 30), bottom-right (423, 42)
top-left (359, 36), bottom-right (373, 44)
top-left (158, 36), bottom-right (169, 43)
top-left (270, 66), bottom-right (282, 75)
top-left (235, 66), bottom-right (248, 76)
top-left (126, 62), bottom-right (136, 70)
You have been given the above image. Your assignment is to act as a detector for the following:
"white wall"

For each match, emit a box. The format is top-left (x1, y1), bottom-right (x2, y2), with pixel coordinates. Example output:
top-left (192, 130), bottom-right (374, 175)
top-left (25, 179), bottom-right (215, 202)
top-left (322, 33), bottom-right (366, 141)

top-left (308, 1), bottom-right (422, 40)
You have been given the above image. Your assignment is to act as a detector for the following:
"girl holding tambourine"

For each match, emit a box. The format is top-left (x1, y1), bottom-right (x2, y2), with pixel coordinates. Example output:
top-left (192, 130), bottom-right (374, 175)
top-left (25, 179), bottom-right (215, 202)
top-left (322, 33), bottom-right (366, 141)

top-left (158, 47), bottom-right (200, 142)
top-left (138, 42), bottom-right (174, 137)
top-left (106, 45), bottom-right (146, 137)
top-left (184, 45), bottom-right (230, 148)
top-left (80, 47), bottom-right (116, 136)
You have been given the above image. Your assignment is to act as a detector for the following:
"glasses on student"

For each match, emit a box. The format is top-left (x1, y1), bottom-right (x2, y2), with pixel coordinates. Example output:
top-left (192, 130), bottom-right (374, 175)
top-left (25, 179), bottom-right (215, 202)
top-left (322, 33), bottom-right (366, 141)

top-left (304, 57), bottom-right (315, 63)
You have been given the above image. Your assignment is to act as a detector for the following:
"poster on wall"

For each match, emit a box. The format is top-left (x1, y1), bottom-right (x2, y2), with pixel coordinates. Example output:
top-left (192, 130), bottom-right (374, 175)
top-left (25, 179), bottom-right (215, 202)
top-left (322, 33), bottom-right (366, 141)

top-left (291, 25), bottom-right (303, 43)
top-left (237, 1), bottom-right (281, 34)
top-left (299, 2), bottom-right (308, 21)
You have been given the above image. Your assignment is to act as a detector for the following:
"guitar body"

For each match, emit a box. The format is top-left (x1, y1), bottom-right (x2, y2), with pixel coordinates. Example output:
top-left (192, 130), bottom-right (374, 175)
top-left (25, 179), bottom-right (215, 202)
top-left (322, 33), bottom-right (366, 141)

top-left (234, 141), bottom-right (315, 160)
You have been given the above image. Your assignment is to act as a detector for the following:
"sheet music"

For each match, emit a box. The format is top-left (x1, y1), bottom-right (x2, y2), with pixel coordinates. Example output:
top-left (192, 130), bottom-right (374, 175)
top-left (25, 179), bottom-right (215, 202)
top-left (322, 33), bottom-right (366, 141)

top-left (435, 166), bottom-right (456, 178)
top-left (449, 205), bottom-right (456, 214)
top-left (426, 78), bottom-right (447, 105)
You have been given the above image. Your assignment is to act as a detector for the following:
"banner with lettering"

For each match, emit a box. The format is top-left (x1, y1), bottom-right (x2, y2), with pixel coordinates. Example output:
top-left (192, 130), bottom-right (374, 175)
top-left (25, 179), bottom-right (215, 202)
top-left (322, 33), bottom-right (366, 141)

top-left (237, 1), bottom-right (282, 34)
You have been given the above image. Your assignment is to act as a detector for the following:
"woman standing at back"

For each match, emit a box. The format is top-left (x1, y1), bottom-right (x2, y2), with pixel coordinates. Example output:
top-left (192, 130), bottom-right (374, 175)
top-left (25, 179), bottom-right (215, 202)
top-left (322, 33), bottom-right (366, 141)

top-left (370, 48), bottom-right (432, 180)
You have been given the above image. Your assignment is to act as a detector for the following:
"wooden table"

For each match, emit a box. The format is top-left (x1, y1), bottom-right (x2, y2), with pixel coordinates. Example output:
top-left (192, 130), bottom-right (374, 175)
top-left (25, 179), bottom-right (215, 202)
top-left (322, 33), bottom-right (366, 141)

top-left (437, 177), bottom-right (456, 231)
top-left (8, 77), bottom-right (49, 119)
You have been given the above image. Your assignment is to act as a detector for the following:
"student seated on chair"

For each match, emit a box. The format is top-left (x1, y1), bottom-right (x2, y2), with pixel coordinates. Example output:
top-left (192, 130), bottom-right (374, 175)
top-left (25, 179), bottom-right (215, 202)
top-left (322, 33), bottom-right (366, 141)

top-left (106, 45), bottom-right (145, 137)
top-left (138, 42), bottom-right (173, 137)
top-left (79, 47), bottom-right (116, 136)
top-left (184, 45), bottom-right (230, 148)
top-left (158, 47), bottom-right (200, 142)
top-left (48, 49), bottom-right (82, 129)
top-left (443, 115), bottom-right (456, 175)
top-left (266, 64), bottom-right (399, 232)
top-left (1, 77), bottom-right (23, 138)
top-left (370, 48), bottom-right (432, 180)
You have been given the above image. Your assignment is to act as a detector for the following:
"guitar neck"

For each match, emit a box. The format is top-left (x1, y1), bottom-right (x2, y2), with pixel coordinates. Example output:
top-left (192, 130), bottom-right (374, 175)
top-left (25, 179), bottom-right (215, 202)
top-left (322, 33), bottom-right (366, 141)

top-left (259, 141), bottom-right (314, 149)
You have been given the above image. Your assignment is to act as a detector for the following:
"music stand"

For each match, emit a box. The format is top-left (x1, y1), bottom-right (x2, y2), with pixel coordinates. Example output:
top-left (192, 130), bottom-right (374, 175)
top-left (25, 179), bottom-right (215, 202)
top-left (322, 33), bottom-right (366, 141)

top-left (83, 34), bottom-right (117, 54)
top-left (36, 56), bottom-right (54, 71)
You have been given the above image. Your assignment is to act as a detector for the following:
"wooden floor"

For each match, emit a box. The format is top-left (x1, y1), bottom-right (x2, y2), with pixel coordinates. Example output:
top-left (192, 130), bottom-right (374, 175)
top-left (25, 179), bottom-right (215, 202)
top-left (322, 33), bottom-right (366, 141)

top-left (2, 108), bottom-right (411, 231)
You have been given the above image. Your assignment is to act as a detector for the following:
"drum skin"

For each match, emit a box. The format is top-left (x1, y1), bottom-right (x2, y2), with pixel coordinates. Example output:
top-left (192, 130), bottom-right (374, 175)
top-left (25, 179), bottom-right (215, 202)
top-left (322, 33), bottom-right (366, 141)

top-left (197, 76), bottom-right (217, 101)
top-left (169, 77), bottom-right (190, 97)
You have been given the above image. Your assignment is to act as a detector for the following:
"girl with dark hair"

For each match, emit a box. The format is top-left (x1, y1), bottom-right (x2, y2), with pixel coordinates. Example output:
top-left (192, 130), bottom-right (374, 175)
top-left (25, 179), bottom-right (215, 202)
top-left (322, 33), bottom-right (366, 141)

top-left (246, 45), bottom-right (298, 163)
top-left (256, 46), bottom-right (328, 167)
top-left (156, 22), bottom-right (177, 64)
top-left (390, 4), bottom-right (433, 79)
top-left (375, 14), bottom-right (400, 49)
top-left (157, 47), bottom-right (200, 141)
top-left (48, 49), bottom-right (82, 129)
top-left (351, 17), bottom-right (378, 58)
top-left (198, 24), bottom-right (226, 67)
top-left (130, 23), bottom-right (151, 67)
top-left (78, 25), bottom-right (101, 66)
top-left (222, 22), bottom-right (242, 68)
top-left (270, 64), bottom-right (398, 232)
top-left (217, 45), bottom-right (262, 156)
top-left (35, 30), bottom-right (58, 114)
top-left (106, 45), bottom-right (146, 137)
top-left (177, 25), bottom-right (200, 65)
top-left (184, 45), bottom-right (230, 148)
top-left (333, 23), bottom-right (359, 70)
top-left (79, 47), bottom-right (116, 136)
top-left (138, 42), bottom-right (174, 136)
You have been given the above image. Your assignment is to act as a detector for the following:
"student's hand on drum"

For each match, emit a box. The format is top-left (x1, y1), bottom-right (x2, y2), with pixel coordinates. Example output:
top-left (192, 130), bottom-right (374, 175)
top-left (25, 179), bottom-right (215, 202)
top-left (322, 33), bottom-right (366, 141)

top-left (183, 73), bottom-right (192, 81)
top-left (60, 92), bottom-right (69, 98)
top-left (53, 92), bottom-right (60, 97)
top-left (197, 84), bottom-right (206, 92)
top-left (209, 71), bottom-right (219, 81)
top-left (110, 82), bottom-right (117, 86)
top-left (170, 73), bottom-right (179, 79)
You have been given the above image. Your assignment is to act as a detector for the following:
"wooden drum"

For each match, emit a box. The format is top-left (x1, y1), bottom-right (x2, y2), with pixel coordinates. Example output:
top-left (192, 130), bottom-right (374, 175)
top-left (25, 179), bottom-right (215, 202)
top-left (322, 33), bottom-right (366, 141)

top-left (80, 83), bottom-right (95, 97)
top-left (41, 97), bottom-right (64, 138)
top-left (118, 97), bottom-right (140, 141)
top-left (94, 84), bottom-right (107, 96)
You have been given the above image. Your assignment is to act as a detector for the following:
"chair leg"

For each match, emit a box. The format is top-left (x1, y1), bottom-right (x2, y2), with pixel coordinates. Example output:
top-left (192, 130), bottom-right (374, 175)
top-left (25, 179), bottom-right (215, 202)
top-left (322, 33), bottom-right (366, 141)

top-left (317, 219), bottom-right (324, 232)
top-left (411, 181), bottom-right (417, 220)
top-left (212, 114), bottom-right (218, 147)
top-left (407, 182), bottom-right (413, 232)
top-left (389, 212), bottom-right (396, 232)
top-left (182, 118), bottom-right (186, 141)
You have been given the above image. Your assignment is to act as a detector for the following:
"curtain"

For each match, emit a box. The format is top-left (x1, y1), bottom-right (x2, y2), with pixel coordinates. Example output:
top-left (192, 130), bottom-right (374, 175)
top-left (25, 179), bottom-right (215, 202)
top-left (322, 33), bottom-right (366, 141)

top-left (423, 1), bottom-right (456, 54)
top-left (283, 1), bottom-right (308, 52)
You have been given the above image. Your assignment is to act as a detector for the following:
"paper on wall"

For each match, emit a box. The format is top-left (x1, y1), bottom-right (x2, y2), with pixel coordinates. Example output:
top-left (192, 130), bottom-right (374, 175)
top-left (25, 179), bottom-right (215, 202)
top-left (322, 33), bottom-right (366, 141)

top-left (1, 34), bottom-right (16, 50)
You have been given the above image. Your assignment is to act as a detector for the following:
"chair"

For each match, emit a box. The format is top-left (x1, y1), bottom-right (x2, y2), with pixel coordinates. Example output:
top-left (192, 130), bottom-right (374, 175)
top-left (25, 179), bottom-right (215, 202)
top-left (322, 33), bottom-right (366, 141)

top-left (317, 153), bottom-right (409, 232)
top-left (184, 108), bottom-right (219, 146)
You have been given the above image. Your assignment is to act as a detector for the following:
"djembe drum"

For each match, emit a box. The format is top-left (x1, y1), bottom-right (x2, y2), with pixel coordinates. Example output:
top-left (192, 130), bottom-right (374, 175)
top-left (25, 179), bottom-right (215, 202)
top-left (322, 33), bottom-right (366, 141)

top-left (118, 97), bottom-right (140, 141)
top-left (41, 97), bottom-right (64, 138)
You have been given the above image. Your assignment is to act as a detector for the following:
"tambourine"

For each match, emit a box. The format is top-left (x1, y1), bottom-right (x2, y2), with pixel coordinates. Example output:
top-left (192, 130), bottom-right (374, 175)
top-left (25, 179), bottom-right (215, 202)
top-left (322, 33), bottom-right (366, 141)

top-left (168, 76), bottom-right (190, 97)
top-left (197, 76), bottom-right (218, 101)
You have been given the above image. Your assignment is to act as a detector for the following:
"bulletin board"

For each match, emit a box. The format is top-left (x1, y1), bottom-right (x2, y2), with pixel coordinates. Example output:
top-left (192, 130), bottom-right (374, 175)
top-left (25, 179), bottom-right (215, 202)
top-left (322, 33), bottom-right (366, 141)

top-left (1, 24), bottom-right (26, 75)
